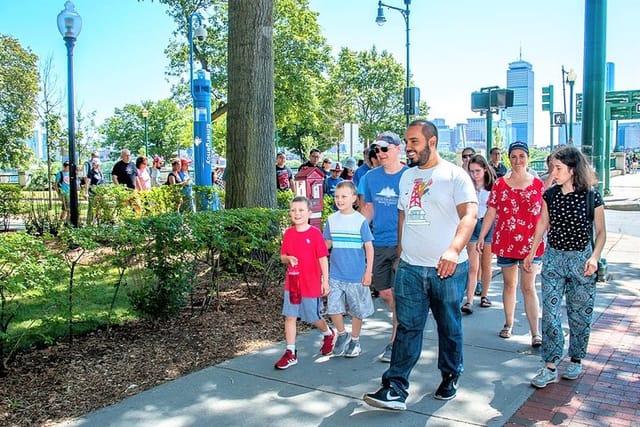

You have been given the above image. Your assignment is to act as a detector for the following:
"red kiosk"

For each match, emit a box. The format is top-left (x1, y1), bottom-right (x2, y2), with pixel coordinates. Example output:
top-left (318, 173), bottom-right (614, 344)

top-left (294, 167), bottom-right (325, 229)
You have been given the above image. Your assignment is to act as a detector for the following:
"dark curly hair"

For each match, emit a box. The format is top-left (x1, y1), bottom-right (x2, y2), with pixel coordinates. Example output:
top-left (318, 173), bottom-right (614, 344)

top-left (550, 145), bottom-right (597, 192)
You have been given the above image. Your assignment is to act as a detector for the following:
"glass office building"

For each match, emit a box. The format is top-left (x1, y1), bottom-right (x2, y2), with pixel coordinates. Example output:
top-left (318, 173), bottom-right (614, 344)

top-left (505, 59), bottom-right (534, 144)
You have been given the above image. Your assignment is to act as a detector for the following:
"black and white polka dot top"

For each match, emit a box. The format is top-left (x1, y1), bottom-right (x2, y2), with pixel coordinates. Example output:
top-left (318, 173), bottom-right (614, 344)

top-left (543, 187), bottom-right (604, 251)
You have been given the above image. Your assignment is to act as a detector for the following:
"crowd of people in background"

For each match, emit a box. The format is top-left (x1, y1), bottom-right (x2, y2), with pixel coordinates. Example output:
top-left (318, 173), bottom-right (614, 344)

top-left (54, 148), bottom-right (218, 225)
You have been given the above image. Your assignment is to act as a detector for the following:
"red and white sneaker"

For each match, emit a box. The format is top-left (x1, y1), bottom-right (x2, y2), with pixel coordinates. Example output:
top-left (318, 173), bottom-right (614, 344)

top-left (274, 349), bottom-right (297, 370)
top-left (320, 328), bottom-right (336, 355)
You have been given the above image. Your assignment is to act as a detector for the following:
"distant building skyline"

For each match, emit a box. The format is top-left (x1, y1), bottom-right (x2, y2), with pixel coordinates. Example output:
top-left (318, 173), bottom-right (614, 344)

top-left (505, 59), bottom-right (535, 145)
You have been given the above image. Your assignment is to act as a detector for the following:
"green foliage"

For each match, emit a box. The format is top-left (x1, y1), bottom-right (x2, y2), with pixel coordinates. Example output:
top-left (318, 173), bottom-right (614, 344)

top-left (322, 194), bottom-right (334, 229)
top-left (0, 35), bottom-right (39, 169)
top-left (0, 232), bottom-right (62, 375)
top-left (276, 189), bottom-right (294, 209)
top-left (0, 185), bottom-right (23, 231)
top-left (126, 213), bottom-right (194, 320)
top-left (325, 47), bottom-right (407, 140)
top-left (89, 184), bottom-right (182, 225)
top-left (193, 185), bottom-right (225, 211)
top-left (24, 198), bottom-right (65, 237)
top-left (100, 100), bottom-right (192, 160)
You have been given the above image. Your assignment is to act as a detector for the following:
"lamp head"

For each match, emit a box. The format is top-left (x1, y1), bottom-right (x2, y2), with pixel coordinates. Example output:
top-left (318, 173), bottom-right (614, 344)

top-left (57, 1), bottom-right (82, 39)
top-left (567, 69), bottom-right (577, 83)
top-left (376, 2), bottom-right (386, 26)
top-left (194, 26), bottom-right (207, 42)
top-left (142, 109), bottom-right (149, 118)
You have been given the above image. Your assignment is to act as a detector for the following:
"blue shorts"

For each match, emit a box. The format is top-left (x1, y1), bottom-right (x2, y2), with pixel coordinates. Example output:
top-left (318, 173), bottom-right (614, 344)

top-left (496, 256), bottom-right (542, 268)
top-left (470, 217), bottom-right (494, 244)
top-left (281, 293), bottom-right (323, 323)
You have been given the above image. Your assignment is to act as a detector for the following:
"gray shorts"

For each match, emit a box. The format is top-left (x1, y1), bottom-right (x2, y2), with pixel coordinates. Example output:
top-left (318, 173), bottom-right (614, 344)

top-left (281, 293), bottom-right (323, 323)
top-left (372, 246), bottom-right (398, 291)
top-left (327, 279), bottom-right (375, 320)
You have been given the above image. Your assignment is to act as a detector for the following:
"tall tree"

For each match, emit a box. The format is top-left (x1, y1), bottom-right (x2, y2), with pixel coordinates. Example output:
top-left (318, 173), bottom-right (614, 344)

top-left (226, 0), bottom-right (275, 208)
top-left (326, 47), bottom-right (408, 141)
top-left (100, 99), bottom-right (191, 160)
top-left (273, 0), bottom-right (332, 157)
top-left (0, 34), bottom-right (39, 169)
top-left (37, 55), bottom-right (64, 207)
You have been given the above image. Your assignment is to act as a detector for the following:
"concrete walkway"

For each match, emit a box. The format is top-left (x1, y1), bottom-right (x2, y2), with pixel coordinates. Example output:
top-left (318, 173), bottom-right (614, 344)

top-left (57, 173), bottom-right (640, 427)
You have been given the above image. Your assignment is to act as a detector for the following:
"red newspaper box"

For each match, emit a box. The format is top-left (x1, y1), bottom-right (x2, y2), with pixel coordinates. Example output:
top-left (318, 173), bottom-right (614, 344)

top-left (294, 167), bottom-right (325, 229)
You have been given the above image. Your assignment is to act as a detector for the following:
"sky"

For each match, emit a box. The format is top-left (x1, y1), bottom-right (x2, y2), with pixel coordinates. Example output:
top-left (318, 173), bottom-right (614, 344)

top-left (1, 0), bottom-right (638, 147)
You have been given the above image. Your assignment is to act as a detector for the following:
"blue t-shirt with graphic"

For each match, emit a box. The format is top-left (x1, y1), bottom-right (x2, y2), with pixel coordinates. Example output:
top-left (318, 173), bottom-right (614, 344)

top-left (324, 176), bottom-right (343, 197)
top-left (363, 165), bottom-right (408, 246)
top-left (323, 211), bottom-right (373, 282)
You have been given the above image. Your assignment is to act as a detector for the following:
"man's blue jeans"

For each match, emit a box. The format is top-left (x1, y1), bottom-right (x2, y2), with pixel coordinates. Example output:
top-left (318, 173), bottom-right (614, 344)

top-left (382, 259), bottom-right (468, 398)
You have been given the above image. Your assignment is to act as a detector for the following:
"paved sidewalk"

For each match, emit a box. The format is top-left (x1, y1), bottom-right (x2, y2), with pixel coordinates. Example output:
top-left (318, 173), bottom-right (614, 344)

top-left (56, 174), bottom-right (640, 427)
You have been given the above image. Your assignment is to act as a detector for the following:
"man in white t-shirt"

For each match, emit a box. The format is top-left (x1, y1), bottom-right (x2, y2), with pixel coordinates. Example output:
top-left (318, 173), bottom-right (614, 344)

top-left (364, 120), bottom-right (477, 410)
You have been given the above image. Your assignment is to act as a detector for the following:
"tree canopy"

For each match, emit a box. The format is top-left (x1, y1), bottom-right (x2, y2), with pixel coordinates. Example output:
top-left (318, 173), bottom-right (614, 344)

top-left (100, 99), bottom-right (191, 160)
top-left (0, 34), bottom-right (39, 168)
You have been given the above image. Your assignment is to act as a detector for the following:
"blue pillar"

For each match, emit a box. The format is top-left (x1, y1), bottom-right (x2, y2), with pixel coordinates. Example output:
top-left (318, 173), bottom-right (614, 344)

top-left (193, 70), bottom-right (212, 186)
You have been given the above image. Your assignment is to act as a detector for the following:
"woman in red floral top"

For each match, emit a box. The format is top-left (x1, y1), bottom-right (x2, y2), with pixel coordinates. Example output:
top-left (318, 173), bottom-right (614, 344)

top-left (477, 141), bottom-right (545, 347)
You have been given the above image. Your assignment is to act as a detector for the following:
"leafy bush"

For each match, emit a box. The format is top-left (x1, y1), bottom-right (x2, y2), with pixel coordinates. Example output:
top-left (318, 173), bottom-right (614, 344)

top-left (0, 232), bottom-right (62, 375)
top-left (0, 185), bottom-right (23, 231)
top-left (24, 198), bottom-right (65, 237)
top-left (126, 213), bottom-right (195, 320)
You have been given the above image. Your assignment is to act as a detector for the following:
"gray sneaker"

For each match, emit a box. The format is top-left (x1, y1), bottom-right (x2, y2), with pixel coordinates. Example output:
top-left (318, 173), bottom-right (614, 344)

top-left (531, 367), bottom-right (558, 388)
top-left (333, 332), bottom-right (351, 357)
top-left (562, 362), bottom-right (583, 380)
top-left (344, 340), bottom-right (361, 358)
top-left (380, 343), bottom-right (393, 363)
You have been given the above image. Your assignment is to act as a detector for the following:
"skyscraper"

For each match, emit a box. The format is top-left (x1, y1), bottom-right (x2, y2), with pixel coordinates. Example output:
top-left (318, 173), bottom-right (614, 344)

top-left (505, 58), bottom-right (534, 144)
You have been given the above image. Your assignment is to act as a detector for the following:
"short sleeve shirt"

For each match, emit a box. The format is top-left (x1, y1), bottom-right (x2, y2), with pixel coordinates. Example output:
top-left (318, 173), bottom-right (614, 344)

top-left (276, 165), bottom-right (294, 191)
top-left (363, 165), bottom-right (408, 246)
top-left (397, 161), bottom-right (477, 267)
top-left (544, 187), bottom-right (604, 251)
top-left (323, 211), bottom-right (373, 282)
top-left (111, 160), bottom-right (137, 189)
top-left (280, 226), bottom-right (328, 298)
top-left (488, 177), bottom-right (545, 259)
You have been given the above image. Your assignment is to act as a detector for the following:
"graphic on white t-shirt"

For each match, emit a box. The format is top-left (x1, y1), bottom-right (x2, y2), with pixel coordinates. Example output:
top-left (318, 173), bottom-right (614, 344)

top-left (406, 178), bottom-right (433, 225)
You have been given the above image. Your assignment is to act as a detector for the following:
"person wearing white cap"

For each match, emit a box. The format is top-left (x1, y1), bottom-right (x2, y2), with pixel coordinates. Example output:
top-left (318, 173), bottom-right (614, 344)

top-left (359, 130), bottom-right (408, 364)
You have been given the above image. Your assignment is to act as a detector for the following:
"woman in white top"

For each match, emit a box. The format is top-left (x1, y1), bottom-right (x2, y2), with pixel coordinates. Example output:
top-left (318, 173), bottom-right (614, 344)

top-left (461, 154), bottom-right (496, 314)
top-left (135, 156), bottom-right (151, 191)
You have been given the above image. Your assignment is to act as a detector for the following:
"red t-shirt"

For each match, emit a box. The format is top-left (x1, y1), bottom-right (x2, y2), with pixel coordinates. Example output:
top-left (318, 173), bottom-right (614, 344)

top-left (280, 226), bottom-right (328, 297)
top-left (488, 177), bottom-right (545, 259)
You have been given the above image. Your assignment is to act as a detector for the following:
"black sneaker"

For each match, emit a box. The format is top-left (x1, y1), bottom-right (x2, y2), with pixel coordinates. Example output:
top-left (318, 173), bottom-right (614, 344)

top-left (434, 373), bottom-right (459, 400)
top-left (363, 386), bottom-right (406, 410)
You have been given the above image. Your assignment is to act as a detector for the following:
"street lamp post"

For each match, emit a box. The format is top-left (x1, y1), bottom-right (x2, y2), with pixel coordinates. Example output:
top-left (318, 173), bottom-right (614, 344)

top-left (57, 1), bottom-right (82, 228)
top-left (142, 108), bottom-right (149, 156)
top-left (188, 12), bottom-right (212, 189)
top-left (566, 69), bottom-right (577, 145)
top-left (376, 0), bottom-right (414, 126)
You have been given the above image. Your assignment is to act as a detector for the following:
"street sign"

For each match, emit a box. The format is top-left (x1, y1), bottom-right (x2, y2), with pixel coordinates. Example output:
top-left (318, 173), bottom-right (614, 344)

top-left (576, 90), bottom-right (640, 121)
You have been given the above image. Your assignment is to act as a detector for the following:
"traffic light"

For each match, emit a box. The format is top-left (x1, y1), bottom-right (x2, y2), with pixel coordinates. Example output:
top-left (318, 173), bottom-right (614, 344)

top-left (553, 112), bottom-right (566, 126)
top-left (542, 85), bottom-right (554, 112)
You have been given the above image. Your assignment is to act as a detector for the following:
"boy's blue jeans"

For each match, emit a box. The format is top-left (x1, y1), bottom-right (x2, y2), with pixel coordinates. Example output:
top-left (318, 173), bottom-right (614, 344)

top-left (382, 259), bottom-right (468, 398)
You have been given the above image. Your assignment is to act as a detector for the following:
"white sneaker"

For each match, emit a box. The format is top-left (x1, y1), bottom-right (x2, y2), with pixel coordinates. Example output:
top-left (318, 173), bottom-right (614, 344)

top-left (531, 367), bottom-right (558, 388)
top-left (333, 332), bottom-right (350, 357)
top-left (344, 340), bottom-right (361, 358)
top-left (562, 362), bottom-right (583, 380)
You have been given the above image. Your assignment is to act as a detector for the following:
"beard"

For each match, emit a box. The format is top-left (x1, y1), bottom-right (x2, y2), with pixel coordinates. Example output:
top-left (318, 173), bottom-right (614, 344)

top-left (408, 145), bottom-right (432, 168)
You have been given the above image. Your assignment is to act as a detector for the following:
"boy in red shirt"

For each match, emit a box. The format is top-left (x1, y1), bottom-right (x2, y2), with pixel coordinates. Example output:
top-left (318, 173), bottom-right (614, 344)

top-left (275, 196), bottom-right (336, 369)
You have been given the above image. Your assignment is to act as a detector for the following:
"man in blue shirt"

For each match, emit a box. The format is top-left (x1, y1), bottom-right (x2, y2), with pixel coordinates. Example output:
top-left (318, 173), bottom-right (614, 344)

top-left (359, 131), bottom-right (408, 363)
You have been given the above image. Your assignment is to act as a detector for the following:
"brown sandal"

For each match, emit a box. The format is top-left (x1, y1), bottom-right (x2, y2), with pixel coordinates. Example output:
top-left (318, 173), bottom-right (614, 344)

top-left (480, 297), bottom-right (492, 307)
top-left (499, 325), bottom-right (512, 339)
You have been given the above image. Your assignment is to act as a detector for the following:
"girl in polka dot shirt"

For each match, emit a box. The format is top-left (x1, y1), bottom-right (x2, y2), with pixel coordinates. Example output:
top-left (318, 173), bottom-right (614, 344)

top-left (524, 146), bottom-right (606, 388)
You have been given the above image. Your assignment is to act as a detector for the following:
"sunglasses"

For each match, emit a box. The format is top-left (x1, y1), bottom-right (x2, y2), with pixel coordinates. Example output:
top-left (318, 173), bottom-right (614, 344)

top-left (374, 146), bottom-right (391, 153)
top-left (462, 154), bottom-right (473, 159)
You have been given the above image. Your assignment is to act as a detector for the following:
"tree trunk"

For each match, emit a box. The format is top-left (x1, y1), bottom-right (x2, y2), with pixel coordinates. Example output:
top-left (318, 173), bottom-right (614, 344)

top-left (226, 0), bottom-right (276, 208)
